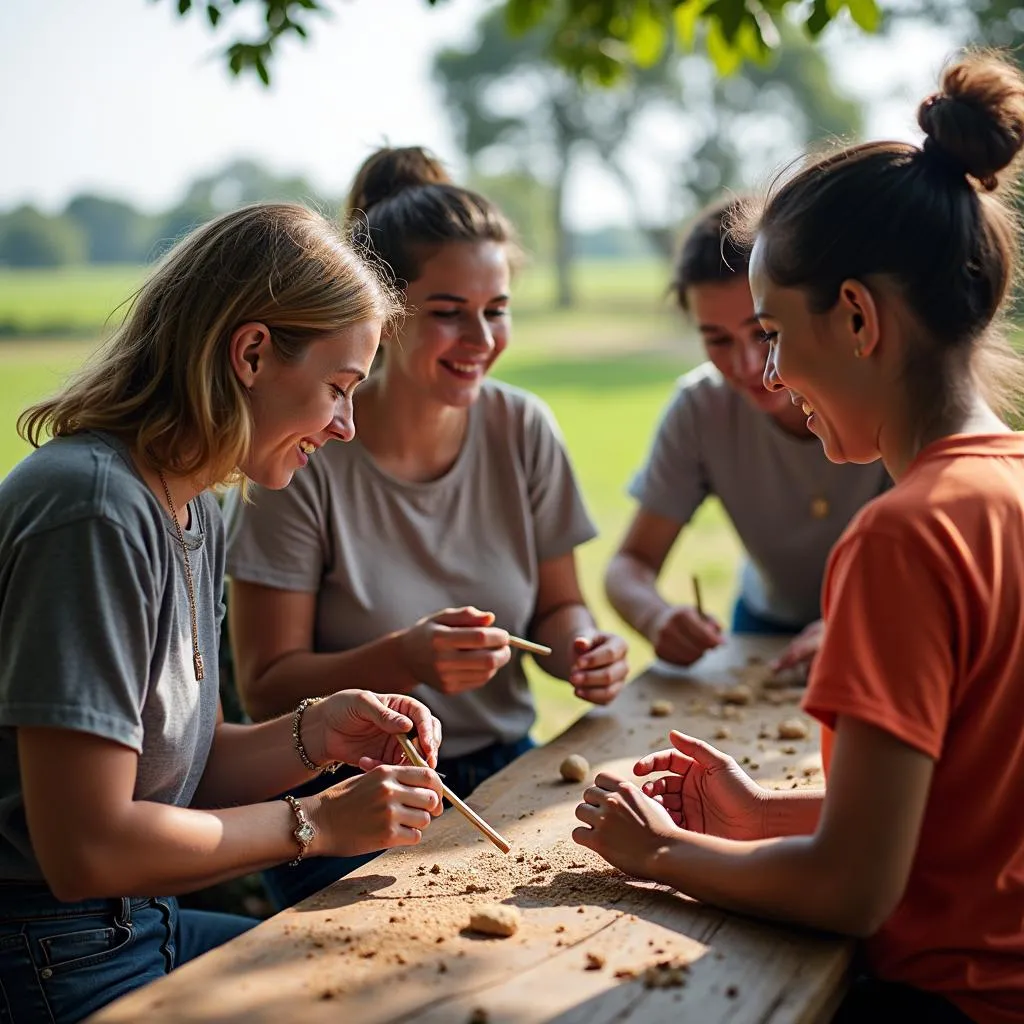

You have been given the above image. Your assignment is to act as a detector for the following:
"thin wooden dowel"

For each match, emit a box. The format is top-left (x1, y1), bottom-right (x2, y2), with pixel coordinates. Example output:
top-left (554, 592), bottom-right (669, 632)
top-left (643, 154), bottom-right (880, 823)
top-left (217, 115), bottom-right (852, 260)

top-left (692, 574), bottom-right (705, 619)
top-left (507, 635), bottom-right (552, 657)
top-left (396, 734), bottom-right (511, 855)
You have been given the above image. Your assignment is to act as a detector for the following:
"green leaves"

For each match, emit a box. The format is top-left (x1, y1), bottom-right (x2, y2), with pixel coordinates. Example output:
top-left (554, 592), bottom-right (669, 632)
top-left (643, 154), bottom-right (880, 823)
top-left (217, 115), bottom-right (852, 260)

top-left (158, 0), bottom-right (322, 85)
top-left (159, 0), bottom-right (884, 87)
top-left (845, 0), bottom-right (880, 31)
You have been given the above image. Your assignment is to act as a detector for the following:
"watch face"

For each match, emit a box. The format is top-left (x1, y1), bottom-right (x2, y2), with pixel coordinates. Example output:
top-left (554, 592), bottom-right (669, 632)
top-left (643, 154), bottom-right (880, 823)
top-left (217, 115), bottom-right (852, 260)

top-left (296, 822), bottom-right (316, 845)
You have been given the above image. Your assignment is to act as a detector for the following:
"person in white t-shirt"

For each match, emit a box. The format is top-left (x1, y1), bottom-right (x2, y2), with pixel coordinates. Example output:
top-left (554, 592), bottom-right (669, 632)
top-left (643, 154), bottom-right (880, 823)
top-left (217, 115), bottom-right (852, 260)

top-left (605, 198), bottom-right (889, 672)
top-left (225, 147), bottom-right (629, 909)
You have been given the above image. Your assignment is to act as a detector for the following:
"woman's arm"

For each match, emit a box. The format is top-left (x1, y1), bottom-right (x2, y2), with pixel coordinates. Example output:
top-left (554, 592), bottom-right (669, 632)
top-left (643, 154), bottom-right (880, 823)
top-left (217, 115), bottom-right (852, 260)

top-left (531, 551), bottom-right (629, 704)
top-left (605, 509), bottom-right (722, 665)
top-left (193, 689), bottom-right (442, 808)
top-left (230, 581), bottom-right (512, 723)
top-left (20, 726), bottom-right (319, 900)
top-left (230, 581), bottom-right (414, 721)
top-left (576, 715), bottom-right (933, 936)
top-left (20, 712), bottom-right (444, 901)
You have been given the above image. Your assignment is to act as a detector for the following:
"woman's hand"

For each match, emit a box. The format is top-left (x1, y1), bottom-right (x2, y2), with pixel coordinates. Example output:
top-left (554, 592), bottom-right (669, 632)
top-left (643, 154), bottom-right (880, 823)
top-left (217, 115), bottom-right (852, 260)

top-left (304, 690), bottom-right (443, 770)
top-left (307, 764), bottom-right (444, 857)
top-left (649, 605), bottom-right (723, 666)
top-left (569, 631), bottom-right (629, 704)
top-left (634, 730), bottom-right (768, 841)
top-left (399, 606), bottom-right (512, 695)
top-left (770, 619), bottom-right (824, 675)
top-left (572, 772), bottom-right (680, 878)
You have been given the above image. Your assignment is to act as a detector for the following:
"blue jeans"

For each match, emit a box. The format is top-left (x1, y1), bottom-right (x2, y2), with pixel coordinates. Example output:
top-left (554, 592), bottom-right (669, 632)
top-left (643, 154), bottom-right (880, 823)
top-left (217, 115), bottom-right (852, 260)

top-left (731, 596), bottom-right (802, 636)
top-left (262, 733), bottom-right (535, 911)
top-left (0, 882), bottom-right (257, 1024)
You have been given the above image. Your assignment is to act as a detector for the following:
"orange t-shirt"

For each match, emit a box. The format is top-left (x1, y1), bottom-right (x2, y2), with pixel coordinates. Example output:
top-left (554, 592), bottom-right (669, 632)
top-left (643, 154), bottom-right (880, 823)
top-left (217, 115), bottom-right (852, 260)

top-left (805, 435), bottom-right (1024, 1024)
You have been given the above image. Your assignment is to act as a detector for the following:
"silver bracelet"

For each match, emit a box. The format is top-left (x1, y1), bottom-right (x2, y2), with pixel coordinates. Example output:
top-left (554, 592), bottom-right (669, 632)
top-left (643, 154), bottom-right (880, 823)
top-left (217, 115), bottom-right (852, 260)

top-left (292, 697), bottom-right (341, 775)
top-left (283, 794), bottom-right (316, 866)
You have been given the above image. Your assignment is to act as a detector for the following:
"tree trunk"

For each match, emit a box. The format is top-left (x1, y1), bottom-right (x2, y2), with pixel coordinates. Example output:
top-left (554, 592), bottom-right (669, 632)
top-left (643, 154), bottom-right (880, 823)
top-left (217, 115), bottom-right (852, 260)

top-left (551, 99), bottom-right (575, 309)
top-left (552, 157), bottom-right (573, 309)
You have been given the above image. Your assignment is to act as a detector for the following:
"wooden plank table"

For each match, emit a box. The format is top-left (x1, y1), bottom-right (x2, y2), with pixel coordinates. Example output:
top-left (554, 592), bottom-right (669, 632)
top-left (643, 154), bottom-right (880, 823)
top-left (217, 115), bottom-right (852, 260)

top-left (89, 635), bottom-right (852, 1024)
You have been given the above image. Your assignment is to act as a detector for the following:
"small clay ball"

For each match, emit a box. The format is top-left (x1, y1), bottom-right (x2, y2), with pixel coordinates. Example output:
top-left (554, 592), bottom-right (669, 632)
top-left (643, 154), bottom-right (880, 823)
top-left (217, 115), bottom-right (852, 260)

top-left (559, 754), bottom-right (590, 783)
top-left (721, 684), bottom-right (752, 705)
top-left (649, 699), bottom-right (674, 717)
top-left (777, 718), bottom-right (810, 740)
top-left (468, 904), bottom-right (521, 938)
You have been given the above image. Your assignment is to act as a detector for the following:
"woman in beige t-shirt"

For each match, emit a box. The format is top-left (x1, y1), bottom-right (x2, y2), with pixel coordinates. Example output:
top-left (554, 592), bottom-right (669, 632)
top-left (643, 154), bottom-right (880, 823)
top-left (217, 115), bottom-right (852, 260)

top-left (226, 147), bottom-right (629, 909)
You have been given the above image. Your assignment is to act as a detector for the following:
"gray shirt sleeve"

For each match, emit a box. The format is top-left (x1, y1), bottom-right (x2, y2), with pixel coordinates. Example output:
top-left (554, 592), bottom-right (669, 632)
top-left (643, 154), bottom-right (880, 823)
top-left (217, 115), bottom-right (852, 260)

top-left (224, 471), bottom-right (327, 594)
top-left (0, 519), bottom-right (157, 752)
top-left (521, 395), bottom-right (597, 562)
top-left (628, 383), bottom-right (710, 525)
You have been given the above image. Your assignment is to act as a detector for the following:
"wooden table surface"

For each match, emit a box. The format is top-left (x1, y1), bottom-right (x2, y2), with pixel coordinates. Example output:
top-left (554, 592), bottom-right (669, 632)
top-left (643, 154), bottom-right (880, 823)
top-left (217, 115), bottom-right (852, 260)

top-left (89, 635), bottom-right (852, 1024)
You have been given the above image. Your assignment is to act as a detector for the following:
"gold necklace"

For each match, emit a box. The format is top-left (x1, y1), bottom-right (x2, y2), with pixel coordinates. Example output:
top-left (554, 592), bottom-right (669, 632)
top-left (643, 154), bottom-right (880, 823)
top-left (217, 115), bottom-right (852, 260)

top-left (158, 470), bottom-right (205, 682)
top-left (786, 445), bottom-right (830, 519)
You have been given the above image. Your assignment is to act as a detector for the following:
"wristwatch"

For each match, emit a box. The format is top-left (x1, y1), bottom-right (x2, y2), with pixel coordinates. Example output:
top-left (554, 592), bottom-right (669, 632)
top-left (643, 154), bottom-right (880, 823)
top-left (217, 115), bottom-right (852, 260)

top-left (283, 795), bottom-right (316, 866)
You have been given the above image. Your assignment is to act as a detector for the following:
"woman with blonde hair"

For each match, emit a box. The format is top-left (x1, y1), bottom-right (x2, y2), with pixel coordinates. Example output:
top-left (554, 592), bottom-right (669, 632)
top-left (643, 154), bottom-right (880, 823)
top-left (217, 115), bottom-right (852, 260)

top-left (0, 202), bottom-right (445, 1024)
top-left (225, 148), bottom-right (630, 910)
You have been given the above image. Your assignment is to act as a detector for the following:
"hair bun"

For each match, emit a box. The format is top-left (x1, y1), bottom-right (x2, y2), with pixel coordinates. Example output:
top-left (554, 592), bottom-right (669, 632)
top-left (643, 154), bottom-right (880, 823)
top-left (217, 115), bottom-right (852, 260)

top-left (917, 52), bottom-right (1024, 191)
top-left (346, 146), bottom-right (452, 215)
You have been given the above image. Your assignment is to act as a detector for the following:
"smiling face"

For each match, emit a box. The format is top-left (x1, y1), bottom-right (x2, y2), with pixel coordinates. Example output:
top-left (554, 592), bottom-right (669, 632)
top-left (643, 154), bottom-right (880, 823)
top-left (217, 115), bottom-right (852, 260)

top-left (749, 237), bottom-right (884, 465)
top-left (242, 319), bottom-right (381, 488)
top-left (386, 241), bottom-right (511, 407)
top-left (686, 278), bottom-right (793, 419)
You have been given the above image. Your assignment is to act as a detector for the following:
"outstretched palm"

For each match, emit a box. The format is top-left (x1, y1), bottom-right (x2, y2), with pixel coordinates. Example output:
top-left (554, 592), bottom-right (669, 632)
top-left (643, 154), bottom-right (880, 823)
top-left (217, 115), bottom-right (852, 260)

top-left (634, 731), bottom-right (767, 842)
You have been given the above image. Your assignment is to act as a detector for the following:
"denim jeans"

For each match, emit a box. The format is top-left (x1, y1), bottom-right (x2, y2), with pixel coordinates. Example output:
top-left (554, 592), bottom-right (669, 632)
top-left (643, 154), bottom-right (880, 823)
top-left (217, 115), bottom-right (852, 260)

top-left (0, 882), bottom-right (257, 1024)
top-left (731, 596), bottom-right (803, 636)
top-left (262, 733), bottom-right (535, 910)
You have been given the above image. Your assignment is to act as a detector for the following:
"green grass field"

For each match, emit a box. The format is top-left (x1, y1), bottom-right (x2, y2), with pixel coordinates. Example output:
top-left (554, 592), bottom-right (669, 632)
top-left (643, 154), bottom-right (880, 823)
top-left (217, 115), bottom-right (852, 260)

top-left (0, 260), bottom-right (741, 741)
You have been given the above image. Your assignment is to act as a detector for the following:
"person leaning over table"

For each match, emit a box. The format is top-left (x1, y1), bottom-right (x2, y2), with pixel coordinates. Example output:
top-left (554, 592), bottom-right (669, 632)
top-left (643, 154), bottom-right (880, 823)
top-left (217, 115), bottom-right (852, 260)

top-left (604, 197), bottom-right (890, 674)
top-left (577, 51), bottom-right (1024, 1024)
top-left (224, 145), bottom-right (630, 911)
top-left (0, 202), bottom-right (446, 1024)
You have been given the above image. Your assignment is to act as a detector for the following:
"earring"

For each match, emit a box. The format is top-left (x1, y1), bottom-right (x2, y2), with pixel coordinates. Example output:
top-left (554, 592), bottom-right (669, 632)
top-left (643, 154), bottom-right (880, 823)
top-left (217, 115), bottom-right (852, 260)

top-left (853, 343), bottom-right (865, 358)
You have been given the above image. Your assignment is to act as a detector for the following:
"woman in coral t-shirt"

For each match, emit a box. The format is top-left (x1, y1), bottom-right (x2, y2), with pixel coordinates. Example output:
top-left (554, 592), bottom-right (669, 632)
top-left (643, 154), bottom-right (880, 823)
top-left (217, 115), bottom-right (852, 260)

top-left (572, 52), bottom-right (1024, 1024)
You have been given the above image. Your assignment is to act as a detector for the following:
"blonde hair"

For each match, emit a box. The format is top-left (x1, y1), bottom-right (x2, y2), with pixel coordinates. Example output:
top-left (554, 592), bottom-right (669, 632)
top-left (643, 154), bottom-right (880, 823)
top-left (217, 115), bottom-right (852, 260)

top-left (19, 203), bottom-right (400, 485)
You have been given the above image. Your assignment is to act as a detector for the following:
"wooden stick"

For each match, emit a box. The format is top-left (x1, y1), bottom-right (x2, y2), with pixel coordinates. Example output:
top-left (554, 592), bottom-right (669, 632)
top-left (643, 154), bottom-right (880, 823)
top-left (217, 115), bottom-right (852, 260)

top-left (395, 734), bottom-right (511, 855)
top-left (507, 634), bottom-right (552, 657)
top-left (692, 574), bottom-right (705, 619)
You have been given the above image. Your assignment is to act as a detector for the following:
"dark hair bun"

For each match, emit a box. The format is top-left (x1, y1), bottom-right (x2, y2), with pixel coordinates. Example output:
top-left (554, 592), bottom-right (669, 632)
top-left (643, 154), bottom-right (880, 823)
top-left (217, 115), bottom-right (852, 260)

top-left (917, 52), bottom-right (1024, 191)
top-left (346, 146), bottom-right (452, 215)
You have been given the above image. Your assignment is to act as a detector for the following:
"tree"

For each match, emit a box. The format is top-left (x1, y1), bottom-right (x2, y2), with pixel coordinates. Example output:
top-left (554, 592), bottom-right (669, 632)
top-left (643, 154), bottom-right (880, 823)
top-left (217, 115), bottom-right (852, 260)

top-left (155, 0), bottom-right (881, 85)
top-left (0, 206), bottom-right (86, 268)
top-left (434, 8), bottom-right (862, 307)
top-left (151, 158), bottom-right (326, 254)
top-left (65, 194), bottom-right (153, 264)
top-left (435, 7), bottom-right (685, 307)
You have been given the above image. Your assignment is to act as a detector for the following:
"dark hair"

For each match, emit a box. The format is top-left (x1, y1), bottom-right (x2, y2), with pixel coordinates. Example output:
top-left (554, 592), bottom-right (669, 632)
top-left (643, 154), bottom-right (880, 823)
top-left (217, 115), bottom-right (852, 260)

top-left (670, 197), bottom-right (750, 312)
top-left (745, 51), bottom-right (1024, 417)
top-left (346, 146), bottom-right (518, 286)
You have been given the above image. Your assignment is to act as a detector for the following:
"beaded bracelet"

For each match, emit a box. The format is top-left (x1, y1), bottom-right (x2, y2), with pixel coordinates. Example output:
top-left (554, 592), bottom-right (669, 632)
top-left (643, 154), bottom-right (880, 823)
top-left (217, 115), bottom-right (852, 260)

top-left (292, 697), bottom-right (342, 775)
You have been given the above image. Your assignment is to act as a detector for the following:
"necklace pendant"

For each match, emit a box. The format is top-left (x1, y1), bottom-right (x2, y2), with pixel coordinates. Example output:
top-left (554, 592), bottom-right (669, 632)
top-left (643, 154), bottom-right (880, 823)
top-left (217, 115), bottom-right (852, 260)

top-left (810, 497), bottom-right (830, 520)
top-left (193, 651), bottom-right (205, 682)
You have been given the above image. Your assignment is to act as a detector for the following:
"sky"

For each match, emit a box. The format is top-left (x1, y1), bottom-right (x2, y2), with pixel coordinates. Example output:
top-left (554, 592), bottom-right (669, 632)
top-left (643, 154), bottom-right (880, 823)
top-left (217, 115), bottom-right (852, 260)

top-left (0, 0), bottom-right (960, 230)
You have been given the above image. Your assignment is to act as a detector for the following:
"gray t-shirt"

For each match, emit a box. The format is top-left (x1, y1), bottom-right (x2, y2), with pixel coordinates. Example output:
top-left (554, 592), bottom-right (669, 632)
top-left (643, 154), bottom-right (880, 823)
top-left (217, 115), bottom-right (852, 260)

top-left (225, 380), bottom-right (596, 759)
top-left (0, 432), bottom-right (222, 881)
top-left (630, 363), bottom-right (891, 628)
